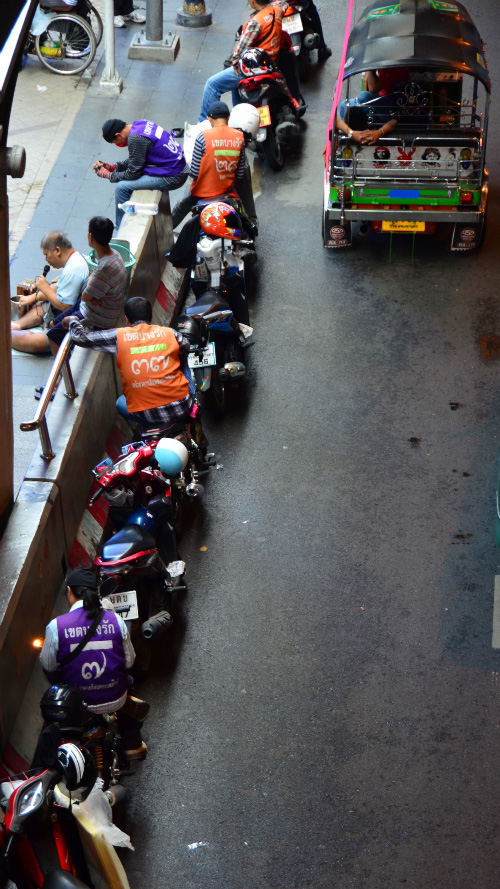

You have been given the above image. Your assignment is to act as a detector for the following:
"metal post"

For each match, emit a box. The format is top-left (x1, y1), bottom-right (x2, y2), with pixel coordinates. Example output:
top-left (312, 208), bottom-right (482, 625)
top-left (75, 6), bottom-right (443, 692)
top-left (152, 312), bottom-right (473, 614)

top-left (177, 1), bottom-right (212, 28)
top-left (146, 0), bottom-right (162, 42)
top-left (100, 0), bottom-right (123, 93)
top-left (129, 0), bottom-right (180, 61)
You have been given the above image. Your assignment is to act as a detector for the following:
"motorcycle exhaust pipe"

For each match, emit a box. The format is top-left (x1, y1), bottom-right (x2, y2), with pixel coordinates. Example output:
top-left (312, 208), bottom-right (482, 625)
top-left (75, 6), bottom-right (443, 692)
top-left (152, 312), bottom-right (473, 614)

top-left (186, 481), bottom-right (205, 498)
top-left (304, 32), bottom-right (320, 49)
top-left (276, 120), bottom-right (299, 144)
top-left (141, 610), bottom-right (173, 639)
top-left (219, 362), bottom-right (245, 381)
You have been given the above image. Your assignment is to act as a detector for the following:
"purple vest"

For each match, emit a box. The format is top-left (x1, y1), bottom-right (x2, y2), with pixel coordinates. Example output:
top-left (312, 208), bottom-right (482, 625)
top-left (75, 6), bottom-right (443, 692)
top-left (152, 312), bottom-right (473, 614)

top-left (56, 608), bottom-right (128, 708)
top-left (130, 119), bottom-right (186, 177)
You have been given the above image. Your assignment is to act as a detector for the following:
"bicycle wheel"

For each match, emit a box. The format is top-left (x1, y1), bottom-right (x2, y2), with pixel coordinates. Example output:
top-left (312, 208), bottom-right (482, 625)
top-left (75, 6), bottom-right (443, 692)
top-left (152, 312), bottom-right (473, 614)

top-left (79, 0), bottom-right (103, 46)
top-left (35, 13), bottom-right (96, 75)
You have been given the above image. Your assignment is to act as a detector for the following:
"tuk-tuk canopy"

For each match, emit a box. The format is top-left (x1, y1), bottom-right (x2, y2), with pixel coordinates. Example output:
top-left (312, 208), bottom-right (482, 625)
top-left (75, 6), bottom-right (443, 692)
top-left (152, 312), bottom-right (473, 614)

top-left (343, 0), bottom-right (490, 93)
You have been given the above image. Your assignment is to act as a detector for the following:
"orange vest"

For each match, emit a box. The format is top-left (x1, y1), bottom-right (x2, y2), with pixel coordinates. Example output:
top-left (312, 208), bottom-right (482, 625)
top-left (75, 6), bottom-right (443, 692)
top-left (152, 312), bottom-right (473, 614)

top-left (191, 126), bottom-right (245, 199)
top-left (253, 4), bottom-right (282, 59)
top-left (116, 324), bottom-right (189, 413)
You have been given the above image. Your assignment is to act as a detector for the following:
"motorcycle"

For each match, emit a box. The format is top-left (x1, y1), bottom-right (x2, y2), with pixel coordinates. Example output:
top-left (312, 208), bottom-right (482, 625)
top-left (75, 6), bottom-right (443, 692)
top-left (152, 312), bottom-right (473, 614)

top-left (237, 48), bottom-right (301, 171)
top-left (37, 684), bottom-right (131, 794)
top-left (283, 0), bottom-right (322, 82)
top-left (176, 201), bottom-right (255, 415)
top-left (90, 430), bottom-right (214, 659)
top-left (0, 742), bottom-right (130, 889)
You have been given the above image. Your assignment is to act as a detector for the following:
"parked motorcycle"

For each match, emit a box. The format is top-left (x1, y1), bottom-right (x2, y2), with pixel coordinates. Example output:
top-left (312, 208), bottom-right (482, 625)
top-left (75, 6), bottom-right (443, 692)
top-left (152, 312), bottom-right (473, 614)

top-left (91, 430), bottom-right (213, 660)
top-left (176, 201), bottom-right (254, 414)
top-left (0, 742), bottom-right (129, 889)
top-left (237, 48), bottom-right (300, 171)
top-left (283, 0), bottom-right (322, 82)
top-left (38, 684), bottom-right (130, 794)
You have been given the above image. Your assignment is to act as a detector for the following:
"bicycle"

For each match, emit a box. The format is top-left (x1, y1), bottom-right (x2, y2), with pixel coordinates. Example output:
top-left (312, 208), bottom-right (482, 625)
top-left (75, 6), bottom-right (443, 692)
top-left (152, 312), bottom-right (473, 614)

top-left (27, 6), bottom-right (97, 75)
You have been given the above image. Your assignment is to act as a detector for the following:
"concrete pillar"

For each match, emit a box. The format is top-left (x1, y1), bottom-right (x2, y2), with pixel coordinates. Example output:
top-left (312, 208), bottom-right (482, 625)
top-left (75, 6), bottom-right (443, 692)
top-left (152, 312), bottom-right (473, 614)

top-left (177, 0), bottom-right (213, 28)
top-left (0, 167), bottom-right (14, 536)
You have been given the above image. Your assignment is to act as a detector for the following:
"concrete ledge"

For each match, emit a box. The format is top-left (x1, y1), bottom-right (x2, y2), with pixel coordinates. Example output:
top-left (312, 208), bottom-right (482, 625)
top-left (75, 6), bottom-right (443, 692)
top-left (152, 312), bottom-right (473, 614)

top-left (0, 187), bottom-right (189, 753)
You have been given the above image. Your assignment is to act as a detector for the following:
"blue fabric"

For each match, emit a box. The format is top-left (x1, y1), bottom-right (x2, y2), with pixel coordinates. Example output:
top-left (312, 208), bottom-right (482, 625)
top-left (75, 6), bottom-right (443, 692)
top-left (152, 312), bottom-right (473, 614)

top-left (115, 171), bottom-right (188, 226)
top-left (199, 68), bottom-right (243, 122)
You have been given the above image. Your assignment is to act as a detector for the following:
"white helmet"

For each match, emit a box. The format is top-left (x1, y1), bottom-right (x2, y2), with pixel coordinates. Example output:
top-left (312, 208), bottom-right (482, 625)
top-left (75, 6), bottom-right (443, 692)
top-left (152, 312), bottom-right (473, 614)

top-left (228, 103), bottom-right (261, 137)
top-left (155, 438), bottom-right (189, 476)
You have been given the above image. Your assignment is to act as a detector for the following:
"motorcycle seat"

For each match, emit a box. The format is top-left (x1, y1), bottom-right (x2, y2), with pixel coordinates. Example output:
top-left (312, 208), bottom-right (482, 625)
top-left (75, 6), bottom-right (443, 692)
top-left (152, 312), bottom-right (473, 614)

top-left (187, 291), bottom-right (231, 316)
top-left (101, 524), bottom-right (156, 562)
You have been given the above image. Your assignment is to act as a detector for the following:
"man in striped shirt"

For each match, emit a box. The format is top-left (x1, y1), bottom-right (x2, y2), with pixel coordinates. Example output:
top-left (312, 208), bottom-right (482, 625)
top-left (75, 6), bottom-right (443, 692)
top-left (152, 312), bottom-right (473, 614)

top-left (47, 217), bottom-right (126, 356)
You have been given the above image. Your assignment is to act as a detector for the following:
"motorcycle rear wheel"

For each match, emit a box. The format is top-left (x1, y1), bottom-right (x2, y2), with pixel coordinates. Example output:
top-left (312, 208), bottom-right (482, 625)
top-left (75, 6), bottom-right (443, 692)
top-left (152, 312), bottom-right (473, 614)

top-left (263, 124), bottom-right (285, 172)
top-left (210, 367), bottom-right (227, 415)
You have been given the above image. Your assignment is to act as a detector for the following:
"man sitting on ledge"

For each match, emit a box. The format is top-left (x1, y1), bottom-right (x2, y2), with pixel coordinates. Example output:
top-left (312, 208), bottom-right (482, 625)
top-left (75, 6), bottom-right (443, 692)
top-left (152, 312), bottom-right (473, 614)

top-left (63, 296), bottom-right (193, 433)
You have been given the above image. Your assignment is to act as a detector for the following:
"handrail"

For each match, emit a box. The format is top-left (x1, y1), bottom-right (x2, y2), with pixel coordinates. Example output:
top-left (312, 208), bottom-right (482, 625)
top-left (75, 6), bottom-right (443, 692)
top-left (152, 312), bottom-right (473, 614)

top-left (20, 332), bottom-right (78, 461)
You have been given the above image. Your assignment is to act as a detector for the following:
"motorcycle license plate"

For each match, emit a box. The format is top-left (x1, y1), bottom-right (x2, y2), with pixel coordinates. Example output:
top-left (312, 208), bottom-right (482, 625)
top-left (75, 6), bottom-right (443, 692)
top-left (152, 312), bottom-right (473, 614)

top-left (106, 590), bottom-right (139, 621)
top-left (283, 12), bottom-right (303, 33)
top-left (258, 105), bottom-right (272, 127)
top-left (382, 221), bottom-right (425, 233)
top-left (188, 342), bottom-right (216, 368)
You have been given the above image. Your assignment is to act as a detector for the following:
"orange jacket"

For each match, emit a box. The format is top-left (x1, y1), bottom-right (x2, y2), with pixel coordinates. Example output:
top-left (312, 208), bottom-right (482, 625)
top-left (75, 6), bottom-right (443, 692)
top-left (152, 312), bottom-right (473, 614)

top-left (117, 324), bottom-right (189, 413)
top-left (191, 126), bottom-right (245, 199)
top-left (252, 4), bottom-right (283, 59)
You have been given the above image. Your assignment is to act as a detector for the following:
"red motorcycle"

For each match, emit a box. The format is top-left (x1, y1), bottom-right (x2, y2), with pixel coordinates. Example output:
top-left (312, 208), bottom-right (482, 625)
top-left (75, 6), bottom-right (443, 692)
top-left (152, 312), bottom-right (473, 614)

top-left (0, 743), bottom-right (105, 889)
top-left (237, 48), bottom-right (301, 171)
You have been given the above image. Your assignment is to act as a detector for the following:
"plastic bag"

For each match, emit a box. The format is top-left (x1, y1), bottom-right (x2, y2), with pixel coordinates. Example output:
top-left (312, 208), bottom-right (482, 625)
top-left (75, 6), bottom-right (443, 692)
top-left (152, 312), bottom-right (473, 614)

top-left (31, 7), bottom-right (55, 36)
top-left (76, 779), bottom-right (134, 849)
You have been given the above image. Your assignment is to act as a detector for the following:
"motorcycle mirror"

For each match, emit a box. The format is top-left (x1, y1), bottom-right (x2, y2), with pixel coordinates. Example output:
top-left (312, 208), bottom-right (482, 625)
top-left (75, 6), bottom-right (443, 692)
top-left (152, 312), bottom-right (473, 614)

top-left (99, 578), bottom-right (118, 597)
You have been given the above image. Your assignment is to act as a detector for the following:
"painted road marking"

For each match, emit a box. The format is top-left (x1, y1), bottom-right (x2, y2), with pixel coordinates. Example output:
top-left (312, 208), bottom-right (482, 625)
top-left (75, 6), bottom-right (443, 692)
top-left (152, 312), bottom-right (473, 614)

top-left (492, 577), bottom-right (500, 648)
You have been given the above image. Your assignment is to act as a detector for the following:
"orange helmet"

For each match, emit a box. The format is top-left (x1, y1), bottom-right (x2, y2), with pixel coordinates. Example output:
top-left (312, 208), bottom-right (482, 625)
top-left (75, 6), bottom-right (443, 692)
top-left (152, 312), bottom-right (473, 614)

top-left (200, 202), bottom-right (243, 240)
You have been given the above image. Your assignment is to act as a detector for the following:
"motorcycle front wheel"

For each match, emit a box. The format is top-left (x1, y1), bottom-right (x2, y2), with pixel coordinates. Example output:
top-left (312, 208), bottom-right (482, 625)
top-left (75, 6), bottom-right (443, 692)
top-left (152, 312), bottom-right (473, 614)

top-left (262, 123), bottom-right (285, 172)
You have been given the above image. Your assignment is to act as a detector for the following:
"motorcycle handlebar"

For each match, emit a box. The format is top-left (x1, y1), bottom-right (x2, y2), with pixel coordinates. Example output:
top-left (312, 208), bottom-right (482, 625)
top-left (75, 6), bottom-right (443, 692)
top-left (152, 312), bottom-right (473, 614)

top-left (89, 486), bottom-right (103, 506)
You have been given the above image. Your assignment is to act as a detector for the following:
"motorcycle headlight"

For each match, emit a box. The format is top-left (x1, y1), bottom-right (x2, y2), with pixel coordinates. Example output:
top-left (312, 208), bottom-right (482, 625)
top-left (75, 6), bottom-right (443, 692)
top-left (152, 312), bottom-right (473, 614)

top-left (16, 780), bottom-right (44, 817)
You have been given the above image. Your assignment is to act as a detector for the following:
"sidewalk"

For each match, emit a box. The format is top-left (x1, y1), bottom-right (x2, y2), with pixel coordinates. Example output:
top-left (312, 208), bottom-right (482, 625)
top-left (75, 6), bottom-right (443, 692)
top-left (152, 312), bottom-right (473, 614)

top-left (9, 0), bottom-right (250, 493)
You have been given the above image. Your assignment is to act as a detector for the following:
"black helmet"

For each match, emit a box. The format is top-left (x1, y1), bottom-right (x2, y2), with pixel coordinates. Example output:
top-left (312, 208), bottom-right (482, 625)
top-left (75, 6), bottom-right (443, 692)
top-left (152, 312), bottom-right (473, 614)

top-left (176, 314), bottom-right (209, 348)
top-left (40, 685), bottom-right (89, 728)
top-left (239, 48), bottom-right (275, 77)
top-left (56, 743), bottom-right (97, 795)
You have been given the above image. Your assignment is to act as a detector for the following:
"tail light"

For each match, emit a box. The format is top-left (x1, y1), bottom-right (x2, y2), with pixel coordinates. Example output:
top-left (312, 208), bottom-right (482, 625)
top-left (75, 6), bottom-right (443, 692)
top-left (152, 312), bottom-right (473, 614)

top-left (371, 221), bottom-right (382, 233)
top-left (285, 4), bottom-right (295, 12)
top-left (459, 191), bottom-right (473, 204)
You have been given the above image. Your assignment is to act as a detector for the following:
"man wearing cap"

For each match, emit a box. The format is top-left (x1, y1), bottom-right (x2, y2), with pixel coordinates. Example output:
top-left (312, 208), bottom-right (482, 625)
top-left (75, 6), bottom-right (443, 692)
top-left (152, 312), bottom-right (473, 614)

top-left (171, 101), bottom-right (253, 229)
top-left (61, 296), bottom-right (193, 433)
top-left (95, 118), bottom-right (189, 227)
top-left (40, 567), bottom-right (148, 760)
top-left (198, 0), bottom-right (289, 122)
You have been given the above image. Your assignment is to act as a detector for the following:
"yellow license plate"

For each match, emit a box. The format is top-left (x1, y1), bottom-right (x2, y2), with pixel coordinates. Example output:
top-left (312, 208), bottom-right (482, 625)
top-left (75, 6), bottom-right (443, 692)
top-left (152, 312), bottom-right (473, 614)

top-left (258, 106), bottom-right (272, 127)
top-left (382, 221), bottom-right (425, 233)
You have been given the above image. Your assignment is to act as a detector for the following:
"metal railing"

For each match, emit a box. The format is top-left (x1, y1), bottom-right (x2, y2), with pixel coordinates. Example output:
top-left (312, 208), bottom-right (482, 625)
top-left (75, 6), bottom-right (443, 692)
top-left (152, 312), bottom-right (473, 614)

top-left (20, 333), bottom-right (78, 461)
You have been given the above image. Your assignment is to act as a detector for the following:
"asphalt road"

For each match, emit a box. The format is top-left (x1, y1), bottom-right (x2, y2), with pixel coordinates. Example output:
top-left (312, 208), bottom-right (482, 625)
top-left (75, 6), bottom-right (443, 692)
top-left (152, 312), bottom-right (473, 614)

top-left (120, 2), bottom-right (500, 887)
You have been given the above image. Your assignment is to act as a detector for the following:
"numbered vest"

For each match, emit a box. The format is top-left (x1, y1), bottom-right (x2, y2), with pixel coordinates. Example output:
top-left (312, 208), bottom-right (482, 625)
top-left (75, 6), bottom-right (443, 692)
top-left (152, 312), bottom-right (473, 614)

top-left (129, 119), bottom-right (186, 177)
top-left (191, 126), bottom-right (245, 199)
top-left (56, 609), bottom-right (127, 708)
top-left (252, 5), bottom-right (282, 59)
top-left (117, 323), bottom-right (189, 414)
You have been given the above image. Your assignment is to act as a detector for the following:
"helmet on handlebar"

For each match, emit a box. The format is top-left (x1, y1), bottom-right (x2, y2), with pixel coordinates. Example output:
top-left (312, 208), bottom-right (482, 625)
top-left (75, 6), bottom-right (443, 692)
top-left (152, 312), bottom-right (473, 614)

top-left (57, 743), bottom-right (97, 795)
top-left (40, 685), bottom-right (89, 728)
top-left (176, 314), bottom-right (209, 348)
top-left (155, 438), bottom-right (189, 476)
top-left (228, 103), bottom-right (261, 137)
top-left (238, 48), bottom-right (275, 77)
top-left (200, 202), bottom-right (243, 240)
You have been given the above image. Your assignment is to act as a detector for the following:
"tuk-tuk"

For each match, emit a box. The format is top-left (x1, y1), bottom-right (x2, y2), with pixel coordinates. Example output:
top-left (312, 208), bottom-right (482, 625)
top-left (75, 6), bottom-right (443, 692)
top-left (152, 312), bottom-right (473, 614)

top-left (322, 0), bottom-right (490, 251)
